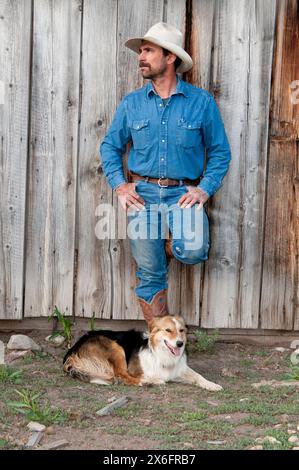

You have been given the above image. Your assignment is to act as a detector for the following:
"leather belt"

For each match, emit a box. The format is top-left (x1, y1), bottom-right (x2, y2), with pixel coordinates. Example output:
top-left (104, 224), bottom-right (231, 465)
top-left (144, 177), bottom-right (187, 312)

top-left (129, 171), bottom-right (201, 188)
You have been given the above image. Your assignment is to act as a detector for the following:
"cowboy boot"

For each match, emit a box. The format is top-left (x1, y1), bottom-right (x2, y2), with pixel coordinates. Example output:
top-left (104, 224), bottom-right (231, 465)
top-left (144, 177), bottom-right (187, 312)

top-left (138, 289), bottom-right (169, 324)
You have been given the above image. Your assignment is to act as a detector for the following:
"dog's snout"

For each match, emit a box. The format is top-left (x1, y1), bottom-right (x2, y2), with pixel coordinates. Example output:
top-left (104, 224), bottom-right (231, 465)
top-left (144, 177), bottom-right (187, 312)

top-left (176, 341), bottom-right (184, 348)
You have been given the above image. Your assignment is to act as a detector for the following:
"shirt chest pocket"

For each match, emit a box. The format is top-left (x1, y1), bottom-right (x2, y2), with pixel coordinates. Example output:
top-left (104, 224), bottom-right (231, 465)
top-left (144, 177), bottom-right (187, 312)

top-left (176, 119), bottom-right (202, 148)
top-left (130, 119), bottom-right (150, 150)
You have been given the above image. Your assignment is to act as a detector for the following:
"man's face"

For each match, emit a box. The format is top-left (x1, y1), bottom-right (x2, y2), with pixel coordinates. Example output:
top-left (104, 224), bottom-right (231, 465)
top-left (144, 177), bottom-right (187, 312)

top-left (138, 41), bottom-right (171, 79)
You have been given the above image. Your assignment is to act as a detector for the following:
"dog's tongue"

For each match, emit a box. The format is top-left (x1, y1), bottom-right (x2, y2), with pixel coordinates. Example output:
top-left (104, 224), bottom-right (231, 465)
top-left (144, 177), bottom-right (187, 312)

top-left (173, 347), bottom-right (181, 357)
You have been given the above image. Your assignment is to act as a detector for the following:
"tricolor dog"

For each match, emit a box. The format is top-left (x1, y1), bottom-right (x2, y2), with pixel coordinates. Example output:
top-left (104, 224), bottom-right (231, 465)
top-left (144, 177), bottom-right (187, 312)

top-left (63, 315), bottom-right (222, 391)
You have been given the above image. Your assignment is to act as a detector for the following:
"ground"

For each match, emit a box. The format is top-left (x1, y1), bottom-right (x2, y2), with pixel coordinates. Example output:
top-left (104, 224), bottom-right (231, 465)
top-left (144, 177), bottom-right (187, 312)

top-left (0, 331), bottom-right (298, 451)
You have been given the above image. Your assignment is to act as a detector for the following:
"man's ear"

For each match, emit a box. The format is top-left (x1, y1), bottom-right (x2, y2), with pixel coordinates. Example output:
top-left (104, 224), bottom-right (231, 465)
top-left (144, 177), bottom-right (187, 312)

top-left (166, 52), bottom-right (177, 66)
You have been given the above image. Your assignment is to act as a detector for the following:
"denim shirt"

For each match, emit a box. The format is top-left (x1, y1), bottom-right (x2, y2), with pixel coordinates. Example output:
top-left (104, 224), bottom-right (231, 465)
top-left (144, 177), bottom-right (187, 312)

top-left (100, 75), bottom-right (231, 197)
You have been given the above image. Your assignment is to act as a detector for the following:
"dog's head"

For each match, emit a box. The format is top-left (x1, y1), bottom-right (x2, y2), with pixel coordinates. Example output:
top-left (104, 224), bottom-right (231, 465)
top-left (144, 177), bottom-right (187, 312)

top-left (148, 315), bottom-right (187, 359)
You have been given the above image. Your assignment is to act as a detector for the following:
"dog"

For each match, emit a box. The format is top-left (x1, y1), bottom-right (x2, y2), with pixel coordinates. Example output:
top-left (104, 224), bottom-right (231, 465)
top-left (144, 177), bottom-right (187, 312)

top-left (63, 315), bottom-right (222, 391)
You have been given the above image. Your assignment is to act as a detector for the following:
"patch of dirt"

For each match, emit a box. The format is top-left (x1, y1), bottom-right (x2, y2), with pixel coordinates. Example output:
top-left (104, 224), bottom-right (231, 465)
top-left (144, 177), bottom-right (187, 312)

top-left (0, 332), bottom-right (298, 450)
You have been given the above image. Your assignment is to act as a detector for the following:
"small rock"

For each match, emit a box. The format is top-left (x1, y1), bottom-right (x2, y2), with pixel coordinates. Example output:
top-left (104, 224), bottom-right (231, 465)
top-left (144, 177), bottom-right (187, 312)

top-left (274, 347), bottom-right (288, 353)
top-left (7, 334), bottom-right (41, 351)
top-left (143, 419), bottom-right (152, 426)
top-left (255, 436), bottom-right (282, 445)
top-left (0, 340), bottom-right (5, 365)
top-left (183, 442), bottom-right (194, 448)
top-left (250, 445), bottom-right (263, 450)
top-left (39, 439), bottom-right (69, 450)
top-left (288, 435), bottom-right (299, 444)
top-left (45, 334), bottom-right (65, 347)
top-left (27, 422), bottom-right (46, 432)
top-left (45, 426), bottom-right (55, 435)
top-left (6, 350), bottom-right (32, 363)
top-left (293, 447), bottom-right (299, 450)
top-left (25, 431), bottom-right (43, 448)
top-left (240, 398), bottom-right (249, 402)
top-left (107, 396), bottom-right (117, 403)
top-left (288, 430), bottom-right (297, 435)
top-left (206, 440), bottom-right (227, 445)
top-left (297, 424), bottom-right (299, 431)
top-left (96, 396), bottom-right (129, 416)
top-left (221, 368), bottom-right (239, 378)
top-left (274, 424), bottom-right (282, 429)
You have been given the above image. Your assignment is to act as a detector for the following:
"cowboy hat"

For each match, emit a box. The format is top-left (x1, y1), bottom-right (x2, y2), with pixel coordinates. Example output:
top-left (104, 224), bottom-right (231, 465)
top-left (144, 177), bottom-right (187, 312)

top-left (124, 22), bottom-right (193, 73)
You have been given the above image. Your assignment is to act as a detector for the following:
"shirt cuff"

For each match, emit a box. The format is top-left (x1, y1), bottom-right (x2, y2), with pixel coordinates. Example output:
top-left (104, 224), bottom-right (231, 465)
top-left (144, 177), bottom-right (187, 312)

top-left (109, 174), bottom-right (127, 191)
top-left (197, 176), bottom-right (220, 198)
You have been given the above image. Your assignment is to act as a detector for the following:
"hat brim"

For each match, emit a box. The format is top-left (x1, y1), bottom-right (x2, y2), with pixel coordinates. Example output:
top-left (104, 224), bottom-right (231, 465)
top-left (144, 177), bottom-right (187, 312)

top-left (124, 36), bottom-right (193, 73)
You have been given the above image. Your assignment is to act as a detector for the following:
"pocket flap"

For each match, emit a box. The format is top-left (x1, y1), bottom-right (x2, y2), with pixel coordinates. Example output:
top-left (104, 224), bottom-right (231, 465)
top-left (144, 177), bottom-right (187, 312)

top-left (131, 119), bottom-right (149, 130)
top-left (178, 119), bottom-right (201, 129)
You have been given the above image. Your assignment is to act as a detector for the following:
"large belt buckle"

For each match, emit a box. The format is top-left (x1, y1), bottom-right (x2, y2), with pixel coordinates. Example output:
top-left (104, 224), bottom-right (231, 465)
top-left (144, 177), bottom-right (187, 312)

top-left (158, 177), bottom-right (169, 188)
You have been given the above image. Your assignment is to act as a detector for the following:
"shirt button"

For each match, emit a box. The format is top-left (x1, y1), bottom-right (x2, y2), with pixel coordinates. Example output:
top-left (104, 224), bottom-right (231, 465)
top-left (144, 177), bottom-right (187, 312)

top-left (162, 121), bottom-right (166, 124)
top-left (188, 125), bottom-right (191, 128)
top-left (162, 139), bottom-right (165, 143)
top-left (159, 103), bottom-right (163, 107)
top-left (161, 158), bottom-right (164, 161)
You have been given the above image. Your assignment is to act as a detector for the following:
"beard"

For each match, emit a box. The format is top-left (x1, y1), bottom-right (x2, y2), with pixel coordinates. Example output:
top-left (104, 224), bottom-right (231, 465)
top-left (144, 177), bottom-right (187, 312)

top-left (139, 61), bottom-right (168, 80)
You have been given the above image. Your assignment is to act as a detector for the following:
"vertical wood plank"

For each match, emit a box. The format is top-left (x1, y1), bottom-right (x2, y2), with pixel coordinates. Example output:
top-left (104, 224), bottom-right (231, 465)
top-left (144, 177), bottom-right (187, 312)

top-left (201, 0), bottom-right (276, 328)
top-left (24, 0), bottom-right (81, 317)
top-left (0, 0), bottom-right (32, 319)
top-left (75, 0), bottom-right (117, 319)
top-left (260, 0), bottom-right (299, 330)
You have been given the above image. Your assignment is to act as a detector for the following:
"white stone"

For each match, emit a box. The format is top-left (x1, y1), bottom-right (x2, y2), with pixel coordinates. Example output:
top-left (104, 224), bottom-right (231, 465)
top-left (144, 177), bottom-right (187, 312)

top-left (274, 347), bottom-right (288, 352)
top-left (250, 445), bottom-right (263, 450)
top-left (45, 334), bottom-right (65, 346)
top-left (255, 436), bottom-right (282, 445)
top-left (7, 335), bottom-right (41, 351)
top-left (288, 435), bottom-right (299, 444)
top-left (27, 422), bottom-right (46, 432)
top-left (25, 432), bottom-right (43, 448)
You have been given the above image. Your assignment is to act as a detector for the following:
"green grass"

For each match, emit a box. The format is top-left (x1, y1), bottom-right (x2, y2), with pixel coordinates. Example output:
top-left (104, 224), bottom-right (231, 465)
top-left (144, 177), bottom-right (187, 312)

top-left (0, 366), bottom-right (23, 384)
top-left (193, 329), bottom-right (219, 353)
top-left (7, 389), bottom-right (68, 425)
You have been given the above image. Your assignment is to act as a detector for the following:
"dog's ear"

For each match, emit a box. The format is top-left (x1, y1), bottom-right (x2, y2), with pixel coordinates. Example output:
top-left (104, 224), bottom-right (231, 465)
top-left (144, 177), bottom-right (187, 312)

top-left (148, 318), bottom-right (159, 332)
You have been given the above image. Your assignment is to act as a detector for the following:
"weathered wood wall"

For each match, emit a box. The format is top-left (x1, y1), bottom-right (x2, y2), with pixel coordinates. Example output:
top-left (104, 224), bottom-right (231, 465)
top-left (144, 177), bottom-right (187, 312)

top-left (0, 0), bottom-right (298, 329)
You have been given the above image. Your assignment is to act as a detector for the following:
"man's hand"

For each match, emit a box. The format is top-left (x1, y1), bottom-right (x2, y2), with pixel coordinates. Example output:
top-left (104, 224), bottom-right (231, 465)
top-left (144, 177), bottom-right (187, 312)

top-left (115, 183), bottom-right (145, 212)
top-left (178, 186), bottom-right (209, 210)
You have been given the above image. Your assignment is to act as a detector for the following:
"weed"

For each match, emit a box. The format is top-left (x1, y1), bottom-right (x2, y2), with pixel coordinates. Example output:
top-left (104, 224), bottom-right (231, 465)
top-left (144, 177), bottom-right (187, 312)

top-left (7, 389), bottom-right (68, 425)
top-left (0, 366), bottom-right (23, 384)
top-left (194, 329), bottom-right (219, 353)
top-left (89, 313), bottom-right (97, 331)
top-left (281, 365), bottom-right (299, 381)
top-left (49, 306), bottom-right (73, 348)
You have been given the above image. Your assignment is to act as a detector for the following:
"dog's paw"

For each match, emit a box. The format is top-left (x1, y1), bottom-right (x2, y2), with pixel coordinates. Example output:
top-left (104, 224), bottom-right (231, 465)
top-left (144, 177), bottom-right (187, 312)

top-left (201, 380), bottom-right (223, 391)
top-left (140, 377), bottom-right (165, 386)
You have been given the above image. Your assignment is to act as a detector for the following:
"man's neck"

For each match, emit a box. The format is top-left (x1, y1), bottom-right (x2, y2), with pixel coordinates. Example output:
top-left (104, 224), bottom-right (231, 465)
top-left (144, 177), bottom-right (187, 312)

top-left (151, 73), bottom-right (178, 99)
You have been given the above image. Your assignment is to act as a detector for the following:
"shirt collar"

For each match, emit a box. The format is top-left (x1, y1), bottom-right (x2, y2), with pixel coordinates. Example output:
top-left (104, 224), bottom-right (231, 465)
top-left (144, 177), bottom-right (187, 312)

top-left (146, 74), bottom-right (188, 98)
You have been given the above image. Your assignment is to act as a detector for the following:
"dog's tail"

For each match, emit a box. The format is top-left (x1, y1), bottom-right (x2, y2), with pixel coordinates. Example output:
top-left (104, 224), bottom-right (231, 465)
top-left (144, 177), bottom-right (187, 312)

top-left (63, 354), bottom-right (114, 385)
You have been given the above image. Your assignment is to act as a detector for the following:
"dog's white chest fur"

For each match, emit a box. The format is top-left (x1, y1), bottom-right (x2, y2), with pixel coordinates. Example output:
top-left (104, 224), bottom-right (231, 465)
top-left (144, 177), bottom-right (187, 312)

top-left (139, 347), bottom-right (187, 383)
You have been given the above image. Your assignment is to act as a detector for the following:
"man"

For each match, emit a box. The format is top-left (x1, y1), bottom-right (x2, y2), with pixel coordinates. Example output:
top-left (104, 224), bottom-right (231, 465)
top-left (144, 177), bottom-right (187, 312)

top-left (100, 22), bottom-right (231, 324)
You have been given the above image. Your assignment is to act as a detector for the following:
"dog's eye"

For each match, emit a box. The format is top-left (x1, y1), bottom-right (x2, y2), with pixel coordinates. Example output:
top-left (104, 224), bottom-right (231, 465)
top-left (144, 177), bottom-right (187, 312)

top-left (165, 328), bottom-right (172, 333)
top-left (179, 329), bottom-right (185, 333)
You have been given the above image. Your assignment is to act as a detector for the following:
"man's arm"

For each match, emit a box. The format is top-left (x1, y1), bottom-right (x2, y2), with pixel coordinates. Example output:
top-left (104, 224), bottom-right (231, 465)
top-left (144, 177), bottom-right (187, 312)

top-left (178, 95), bottom-right (231, 210)
top-left (99, 98), bottom-right (145, 211)
top-left (99, 98), bottom-right (131, 190)
top-left (198, 94), bottom-right (231, 197)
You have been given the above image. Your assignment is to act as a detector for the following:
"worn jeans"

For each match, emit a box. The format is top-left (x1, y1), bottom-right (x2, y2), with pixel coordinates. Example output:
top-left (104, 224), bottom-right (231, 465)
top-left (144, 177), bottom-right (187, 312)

top-left (127, 180), bottom-right (210, 303)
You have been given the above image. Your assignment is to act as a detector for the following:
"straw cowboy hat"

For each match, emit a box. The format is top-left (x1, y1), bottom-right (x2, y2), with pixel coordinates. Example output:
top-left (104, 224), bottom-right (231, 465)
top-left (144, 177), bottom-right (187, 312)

top-left (125, 22), bottom-right (193, 73)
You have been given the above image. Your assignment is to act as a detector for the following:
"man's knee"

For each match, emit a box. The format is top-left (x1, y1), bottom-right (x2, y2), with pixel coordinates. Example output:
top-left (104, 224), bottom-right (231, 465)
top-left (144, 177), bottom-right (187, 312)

top-left (172, 241), bottom-right (210, 264)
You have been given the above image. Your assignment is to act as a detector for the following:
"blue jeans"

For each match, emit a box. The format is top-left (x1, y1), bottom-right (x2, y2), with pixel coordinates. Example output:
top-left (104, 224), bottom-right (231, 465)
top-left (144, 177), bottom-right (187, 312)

top-left (127, 180), bottom-right (210, 303)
